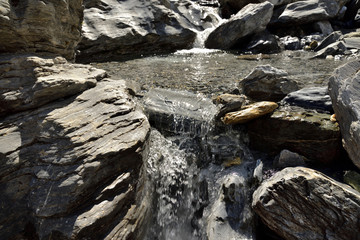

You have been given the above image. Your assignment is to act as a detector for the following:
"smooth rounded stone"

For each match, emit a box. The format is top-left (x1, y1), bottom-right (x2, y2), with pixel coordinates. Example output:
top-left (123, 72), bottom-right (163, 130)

top-left (240, 65), bottom-right (299, 101)
top-left (344, 170), bottom-right (360, 192)
top-left (329, 60), bottom-right (360, 169)
top-left (281, 86), bottom-right (333, 113)
top-left (245, 31), bottom-right (282, 54)
top-left (252, 167), bottom-right (360, 240)
top-left (274, 0), bottom-right (350, 26)
top-left (77, 0), bottom-right (205, 63)
top-left (205, 2), bottom-right (274, 50)
top-left (273, 149), bottom-right (306, 168)
top-left (313, 41), bottom-right (347, 58)
top-left (0, 0), bottom-right (83, 60)
top-left (0, 54), bottom-right (106, 116)
top-left (213, 93), bottom-right (247, 119)
top-left (222, 101), bottom-right (278, 125)
top-left (247, 105), bottom-right (341, 164)
top-left (279, 36), bottom-right (301, 50)
top-left (315, 31), bottom-right (343, 51)
top-left (0, 79), bottom-right (150, 239)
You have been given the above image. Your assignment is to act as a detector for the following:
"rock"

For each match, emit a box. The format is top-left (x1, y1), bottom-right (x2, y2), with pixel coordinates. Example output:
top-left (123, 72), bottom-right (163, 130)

top-left (245, 31), bottom-right (282, 54)
top-left (329, 60), bottom-right (360, 169)
top-left (281, 87), bottom-right (333, 113)
top-left (247, 105), bottom-right (341, 164)
top-left (77, 0), bottom-right (204, 62)
top-left (274, 0), bottom-right (350, 26)
top-left (315, 31), bottom-right (342, 51)
top-left (0, 77), bottom-right (150, 239)
top-left (213, 93), bottom-right (247, 119)
top-left (343, 37), bottom-right (360, 49)
top-left (240, 65), bottom-right (299, 101)
top-left (222, 101), bottom-right (278, 125)
top-left (313, 20), bottom-right (334, 36)
top-left (273, 149), bottom-right (306, 168)
top-left (344, 170), bottom-right (360, 193)
top-left (0, 54), bottom-right (106, 116)
top-left (259, 0), bottom-right (302, 6)
top-left (143, 88), bottom-right (218, 135)
top-left (252, 167), bottom-right (360, 240)
top-left (313, 41), bottom-right (347, 58)
top-left (0, 0), bottom-right (83, 60)
top-left (205, 2), bottom-right (274, 50)
top-left (217, 0), bottom-right (260, 18)
top-left (279, 36), bottom-right (301, 50)
top-left (344, 0), bottom-right (360, 21)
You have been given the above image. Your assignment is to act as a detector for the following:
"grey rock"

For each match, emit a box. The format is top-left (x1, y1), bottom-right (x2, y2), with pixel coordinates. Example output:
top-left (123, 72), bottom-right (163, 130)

top-left (0, 0), bottom-right (83, 60)
top-left (344, 170), bottom-right (360, 193)
top-left (259, 0), bottom-right (302, 6)
top-left (252, 167), bottom-right (360, 240)
top-left (315, 31), bottom-right (343, 51)
top-left (343, 37), bottom-right (360, 49)
top-left (205, 2), bottom-right (274, 50)
top-left (313, 20), bottom-right (334, 36)
top-left (213, 93), bottom-right (247, 119)
top-left (0, 54), bottom-right (106, 116)
top-left (273, 149), bottom-right (306, 168)
top-left (329, 60), bottom-right (360, 169)
top-left (313, 41), bottom-right (347, 58)
top-left (240, 65), bottom-right (299, 101)
top-left (0, 78), bottom-right (150, 239)
top-left (217, 0), bottom-right (259, 18)
top-left (279, 36), bottom-right (301, 50)
top-left (245, 31), bottom-right (282, 54)
top-left (77, 0), bottom-right (206, 62)
top-left (275, 0), bottom-right (350, 25)
top-left (281, 86), bottom-right (333, 113)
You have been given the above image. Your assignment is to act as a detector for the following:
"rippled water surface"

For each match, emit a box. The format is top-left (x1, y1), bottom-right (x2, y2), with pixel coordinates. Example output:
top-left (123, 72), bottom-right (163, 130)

top-left (93, 50), bottom-right (355, 96)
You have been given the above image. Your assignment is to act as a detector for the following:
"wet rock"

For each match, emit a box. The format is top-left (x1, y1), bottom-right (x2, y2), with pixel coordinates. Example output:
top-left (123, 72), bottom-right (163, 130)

top-left (222, 101), bottom-right (278, 125)
top-left (281, 87), bottom-right (333, 113)
top-left (313, 41), bottom-right (347, 58)
top-left (205, 2), bottom-right (274, 50)
top-left (143, 88), bottom-right (217, 135)
top-left (0, 0), bottom-right (83, 60)
top-left (0, 54), bottom-right (106, 116)
top-left (273, 149), bottom-right (306, 168)
top-left (315, 31), bottom-right (342, 51)
top-left (245, 31), bottom-right (282, 54)
top-left (247, 105), bottom-right (341, 164)
top-left (274, 0), bottom-right (350, 26)
top-left (77, 0), bottom-right (204, 62)
top-left (279, 36), bottom-right (301, 50)
top-left (240, 65), bottom-right (299, 101)
top-left (344, 170), bottom-right (360, 193)
top-left (252, 167), bottom-right (360, 240)
top-left (0, 78), bottom-right (150, 239)
top-left (213, 93), bottom-right (247, 119)
top-left (329, 60), bottom-right (360, 169)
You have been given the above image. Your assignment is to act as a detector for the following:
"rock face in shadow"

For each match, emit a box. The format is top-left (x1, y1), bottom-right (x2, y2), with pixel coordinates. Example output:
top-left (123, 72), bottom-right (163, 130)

top-left (252, 167), bottom-right (360, 240)
top-left (0, 0), bottom-right (83, 60)
top-left (77, 0), bottom-right (206, 62)
top-left (0, 59), bottom-right (150, 239)
top-left (205, 2), bottom-right (274, 50)
top-left (329, 60), bottom-right (360, 170)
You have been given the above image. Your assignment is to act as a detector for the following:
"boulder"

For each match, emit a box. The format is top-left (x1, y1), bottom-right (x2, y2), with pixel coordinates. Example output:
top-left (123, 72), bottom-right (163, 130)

top-left (240, 65), bottom-right (299, 101)
top-left (329, 60), bottom-right (360, 169)
top-left (247, 105), bottom-right (341, 164)
top-left (222, 101), bottom-right (278, 125)
top-left (315, 31), bottom-right (342, 51)
top-left (0, 0), bottom-right (83, 60)
top-left (245, 31), bottom-right (282, 54)
top-left (77, 0), bottom-right (206, 62)
top-left (344, 170), bottom-right (360, 193)
top-left (0, 70), bottom-right (150, 238)
top-left (281, 87), bottom-right (333, 113)
top-left (313, 41), bottom-right (347, 58)
top-left (343, 37), bottom-right (360, 50)
top-left (252, 167), bottom-right (360, 240)
top-left (274, 0), bottom-right (350, 26)
top-left (279, 36), bottom-right (301, 50)
top-left (205, 2), bottom-right (274, 50)
top-left (218, 0), bottom-right (260, 18)
top-left (213, 93), bottom-right (247, 119)
top-left (0, 54), bottom-right (106, 116)
top-left (273, 149), bottom-right (306, 168)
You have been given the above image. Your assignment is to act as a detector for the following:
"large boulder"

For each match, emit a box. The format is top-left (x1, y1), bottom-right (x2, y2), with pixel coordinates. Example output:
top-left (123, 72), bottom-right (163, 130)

top-left (0, 58), bottom-right (150, 239)
top-left (0, 0), bottom-right (83, 60)
top-left (252, 167), bottom-right (360, 240)
top-left (205, 2), bottom-right (274, 50)
top-left (329, 60), bottom-right (360, 169)
top-left (77, 0), bottom-right (208, 62)
top-left (0, 54), bottom-right (106, 116)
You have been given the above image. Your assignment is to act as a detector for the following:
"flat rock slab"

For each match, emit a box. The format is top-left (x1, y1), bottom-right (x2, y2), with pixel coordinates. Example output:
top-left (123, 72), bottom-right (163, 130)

top-left (329, 60), bottom-right (360, 169)
top-left (0, 79), bottom-right (150, 239)
top-left (252, 167), bottom-right (360, 240)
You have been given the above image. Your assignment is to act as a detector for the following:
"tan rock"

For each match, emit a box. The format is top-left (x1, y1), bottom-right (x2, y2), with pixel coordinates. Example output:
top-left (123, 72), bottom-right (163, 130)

top-left (222, 101), bottom-right (278, 124)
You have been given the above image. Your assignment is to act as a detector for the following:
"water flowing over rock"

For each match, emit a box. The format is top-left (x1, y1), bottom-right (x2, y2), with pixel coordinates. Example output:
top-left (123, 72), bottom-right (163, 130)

top-left (0, 54), bottom-right (106, 117)
top-left (240, 65), bottom-right (299, 101)
top-left (329, 60), bottom-right (360, 170)
top-left (252, 167), bottom-right (360, 240)
top-left (247, 105), bottom-right (341, 164)
top-left (77, 0), bottom-right (222, 62)
top-left (205, 2), bottom-right (274, 50)
top-left (0, 0), bottom-right (83, 60)
top-left (0, 73), bottom-right (150, 239)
